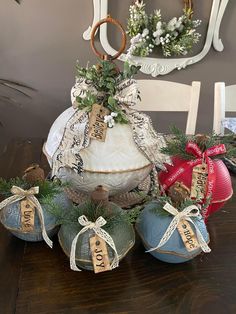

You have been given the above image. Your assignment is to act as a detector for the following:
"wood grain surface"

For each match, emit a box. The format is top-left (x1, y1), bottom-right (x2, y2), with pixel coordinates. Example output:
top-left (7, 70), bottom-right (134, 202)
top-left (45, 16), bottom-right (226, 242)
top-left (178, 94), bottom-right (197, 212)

top-left (0, 139), bottom-right (235, 314)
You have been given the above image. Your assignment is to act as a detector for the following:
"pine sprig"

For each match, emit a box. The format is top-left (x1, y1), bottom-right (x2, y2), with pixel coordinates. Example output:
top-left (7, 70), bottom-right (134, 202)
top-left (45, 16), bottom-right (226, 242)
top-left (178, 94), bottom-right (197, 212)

top-left (151, 195), bottom-right (210, 218)
top-left (161, 126), bottom-right (236, 159)
top-left (44, 199), bottom-right (139, 232)
top-left (0, 177), bottom-right (65, 201)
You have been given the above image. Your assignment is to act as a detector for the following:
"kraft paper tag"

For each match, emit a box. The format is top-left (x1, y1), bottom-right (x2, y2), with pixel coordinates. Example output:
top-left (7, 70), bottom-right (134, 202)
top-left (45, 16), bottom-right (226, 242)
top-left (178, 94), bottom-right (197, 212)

top-left (89, 234), bottom-right (111, 273)
top-left (190, 163), bottom-right (208, 199)
top-left (20, 199), bottom-right (35, 232)
top-left (177, 220), bottom-right (200, 252)
top-left (88, 104), bottom-right (110, 142)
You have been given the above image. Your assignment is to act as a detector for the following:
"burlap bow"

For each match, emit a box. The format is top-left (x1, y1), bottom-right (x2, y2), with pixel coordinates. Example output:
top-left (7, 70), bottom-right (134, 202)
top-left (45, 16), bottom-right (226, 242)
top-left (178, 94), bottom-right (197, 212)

top-left (146, 202), bottom-right (211, 253)
top-left (70, 215), bottom-right (119, 272)
top-left (0, 186), bottom-right (53, 248)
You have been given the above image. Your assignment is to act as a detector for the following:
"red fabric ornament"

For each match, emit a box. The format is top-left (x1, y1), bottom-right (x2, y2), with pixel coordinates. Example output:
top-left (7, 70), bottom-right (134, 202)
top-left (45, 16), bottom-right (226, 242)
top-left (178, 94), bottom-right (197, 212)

top-left (158, 143), bottom-right (233, 220)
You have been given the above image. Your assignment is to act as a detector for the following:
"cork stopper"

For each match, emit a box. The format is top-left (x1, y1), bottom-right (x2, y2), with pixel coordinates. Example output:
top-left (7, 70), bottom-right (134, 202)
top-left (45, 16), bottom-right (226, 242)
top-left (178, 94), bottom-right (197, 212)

top-left (91, 185), bottom-right (109, 205)
top-left (168, 181), bottom-right (190, 207)
top-left (23, 163), bottom-right (45, 184)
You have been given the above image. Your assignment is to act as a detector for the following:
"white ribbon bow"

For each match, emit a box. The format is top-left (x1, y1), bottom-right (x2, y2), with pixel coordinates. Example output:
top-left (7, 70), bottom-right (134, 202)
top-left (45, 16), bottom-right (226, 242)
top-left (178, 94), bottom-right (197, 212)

top-left (70, 215), bottom-right (119, 272)
top-left (0, 185), bottom-right (53, 248)
top-left (147, 202), bottom-right (211, 253)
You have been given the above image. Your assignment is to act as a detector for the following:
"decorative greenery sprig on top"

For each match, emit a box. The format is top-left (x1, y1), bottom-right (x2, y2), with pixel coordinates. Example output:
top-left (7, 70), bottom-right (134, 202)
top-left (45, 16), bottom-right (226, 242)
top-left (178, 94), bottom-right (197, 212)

top-left (75, 60), bottom-right (140, 125)
top-left (150, 195), bottom-right (211, 218)
top-left (0, 177), bottom-right (64, 201)
top-left (161, 126), bottom-right (236, 160)
top-left (127, 0), bottom-right (201, 58)
top-left (44, 199), bottom-right (141, 233)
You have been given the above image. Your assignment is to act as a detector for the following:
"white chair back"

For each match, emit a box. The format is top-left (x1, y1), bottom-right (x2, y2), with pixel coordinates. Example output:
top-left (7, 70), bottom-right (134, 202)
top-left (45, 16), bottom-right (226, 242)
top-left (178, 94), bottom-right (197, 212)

top-left (135, 80), bottom-right (201, 135)
top-left (214, 82), bottom-right (236, 135)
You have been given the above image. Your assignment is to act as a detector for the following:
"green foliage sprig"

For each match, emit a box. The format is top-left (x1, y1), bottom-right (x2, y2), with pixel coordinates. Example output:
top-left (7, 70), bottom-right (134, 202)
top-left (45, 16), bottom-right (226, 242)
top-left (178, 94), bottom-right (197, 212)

top-left (127, 0), bottom-right (201, 58)
top-left (75, 60), bottom-right (140, 125)
top-left (0, 177), bottom-right (65, 201)
top-left (151, 195), bottom-right (211, 218)
top-left (44, 199), bottom-right (141, 232)
top-left (161, 126), bottom-right (236, 160)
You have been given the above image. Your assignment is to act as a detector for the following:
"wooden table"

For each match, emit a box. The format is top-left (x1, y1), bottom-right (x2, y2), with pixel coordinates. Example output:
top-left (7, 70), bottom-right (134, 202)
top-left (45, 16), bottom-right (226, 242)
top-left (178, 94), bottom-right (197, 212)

top-left (0, 139), bottom-right (236, 314)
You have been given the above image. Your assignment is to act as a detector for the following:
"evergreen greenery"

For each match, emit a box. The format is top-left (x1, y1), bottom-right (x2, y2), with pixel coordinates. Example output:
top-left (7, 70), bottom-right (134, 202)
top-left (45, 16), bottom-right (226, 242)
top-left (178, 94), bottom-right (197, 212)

top-left (44, 199), bottom-right (141, 232)
top-left (151, 195), bottom-right (211, 218)
top-left (75, 60), bottom-right (140, 124)
top-left (161, 126), bottom-right (236, 160)
top-left (0, 177), bottom-right (65, 201)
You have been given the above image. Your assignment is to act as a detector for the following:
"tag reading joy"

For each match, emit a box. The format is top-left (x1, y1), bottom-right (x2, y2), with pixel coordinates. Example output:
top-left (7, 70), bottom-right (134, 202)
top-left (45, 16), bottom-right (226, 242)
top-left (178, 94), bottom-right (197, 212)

top-left (21, 199), bottom-right (35, 232)
top-left (190, 163), bottom-right (208, 199)
top-left (88, 104), bottom-right (110, 142)
top-left (89, 234), bottom-right (111, 274)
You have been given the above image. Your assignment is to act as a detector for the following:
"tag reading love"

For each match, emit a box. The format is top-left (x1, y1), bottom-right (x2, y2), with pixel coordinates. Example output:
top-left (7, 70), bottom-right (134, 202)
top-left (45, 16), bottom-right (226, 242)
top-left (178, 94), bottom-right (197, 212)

top-left (89, 234), bottom-right (111, 273)
top-left (88, 104), bottom-right (110, 142)
top-left (177, 220), bottom-right (200, 252)
top-left (21, 199), bottom-right (35, 232)
top-left (190, 163), bottom-right (208, 199)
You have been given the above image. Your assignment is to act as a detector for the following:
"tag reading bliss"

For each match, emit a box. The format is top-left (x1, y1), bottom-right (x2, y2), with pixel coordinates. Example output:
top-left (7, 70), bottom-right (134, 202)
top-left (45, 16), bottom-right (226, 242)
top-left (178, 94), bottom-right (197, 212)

top-left (190, 163), bottom-right (208, 199)
top-left (177, 220), bottom-right (200, 252)
top-left (21, 199), bottom-right (35, 232)
top-left (89, 234), bottom-right (111, 273)
top-left (88, 104), bottom-right (110, 142)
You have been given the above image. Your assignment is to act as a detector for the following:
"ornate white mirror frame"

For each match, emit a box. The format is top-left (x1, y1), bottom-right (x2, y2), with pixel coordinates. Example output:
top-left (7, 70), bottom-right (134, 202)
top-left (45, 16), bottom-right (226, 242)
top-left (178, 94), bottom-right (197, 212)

top-left (83, 0), bottom-right (229, 77)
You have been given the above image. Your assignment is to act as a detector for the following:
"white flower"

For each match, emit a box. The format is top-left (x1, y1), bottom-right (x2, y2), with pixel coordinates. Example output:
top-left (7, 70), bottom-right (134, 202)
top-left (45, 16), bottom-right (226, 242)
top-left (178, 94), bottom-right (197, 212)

top-left (187, 29), bottom-right (195, 35)
top-left (156, 21), bottom-right (162, 30)
top-left (154, 9), bottom-right (161, 18)
top-left (154, 37), bottom-right (161, 45)
top-left (153, 28), bottom-right (163, 37)
top-left (167, 17), bottom-right (177, 31)
top-left (193, 19), bottom-right (202, 27)
top-left (130, 33), bottom-right (142, 44)
top-left (175, 21), bottom-right (182, 30)
top-left (135, 0), bottom-right (144, 9)
top-left (104, 113), bottom-right (117, 128)
top-left (111, 112), bottom-right (118, 117)
top-left (142, 28), bottom-right (149, 37)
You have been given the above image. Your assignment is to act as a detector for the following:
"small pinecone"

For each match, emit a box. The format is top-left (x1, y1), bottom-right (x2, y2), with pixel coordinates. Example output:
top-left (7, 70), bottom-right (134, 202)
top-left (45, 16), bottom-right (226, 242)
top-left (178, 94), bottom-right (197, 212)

top-left (168, 182), bottom-right (190, 207)
top-left (195, 134), bottom-right (210, 151)
top-left (23, 164), bottom-right (45, 184)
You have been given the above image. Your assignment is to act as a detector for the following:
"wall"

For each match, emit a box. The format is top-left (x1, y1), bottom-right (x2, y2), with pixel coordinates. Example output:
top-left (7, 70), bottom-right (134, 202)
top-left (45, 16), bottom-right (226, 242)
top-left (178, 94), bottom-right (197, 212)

top-left (0, 0), bottom-right (235, 150)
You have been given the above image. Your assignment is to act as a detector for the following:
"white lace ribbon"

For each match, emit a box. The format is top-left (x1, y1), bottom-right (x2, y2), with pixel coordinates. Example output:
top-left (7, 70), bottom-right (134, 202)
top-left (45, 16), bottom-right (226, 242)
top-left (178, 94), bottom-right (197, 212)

top-left (146, 202), bottom-right (211, 253)
top-left (70, 215), bottom-right (119, 272)
top-left (0, 185), bottom-right (53, 248)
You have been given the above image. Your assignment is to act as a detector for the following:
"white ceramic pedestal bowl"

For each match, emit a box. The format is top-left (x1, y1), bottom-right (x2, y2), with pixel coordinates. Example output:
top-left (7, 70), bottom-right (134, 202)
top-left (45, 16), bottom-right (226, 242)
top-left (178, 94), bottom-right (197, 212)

top-left (44, 108), bottom-right (152, 196)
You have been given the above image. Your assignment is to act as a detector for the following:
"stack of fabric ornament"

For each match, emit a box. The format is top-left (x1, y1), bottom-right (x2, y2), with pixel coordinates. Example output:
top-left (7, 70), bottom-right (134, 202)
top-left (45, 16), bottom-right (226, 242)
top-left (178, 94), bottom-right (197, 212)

top-left (136, 127), bottom-right (235, 264)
